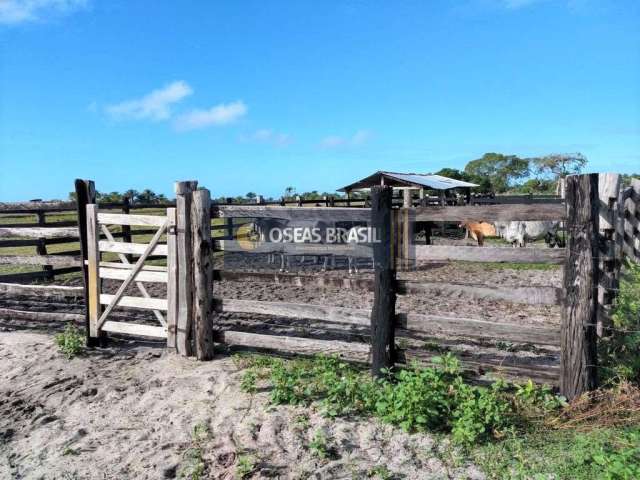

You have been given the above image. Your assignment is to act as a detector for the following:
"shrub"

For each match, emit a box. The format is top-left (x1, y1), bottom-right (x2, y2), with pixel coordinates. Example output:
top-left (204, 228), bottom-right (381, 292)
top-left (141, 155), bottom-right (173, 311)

top-left (600, 260), bottom-right (640, 383)
top-left (260, 353), bottom-right (564, 446)
top-left (54, 324), bottom-right (84, 359)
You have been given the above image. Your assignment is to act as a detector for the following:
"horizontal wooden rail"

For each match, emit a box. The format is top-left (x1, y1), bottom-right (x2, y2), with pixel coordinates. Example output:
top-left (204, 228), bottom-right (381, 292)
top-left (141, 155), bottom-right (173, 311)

top-left (218, 298), bottom-right (369, 325)
top-left (217, 240), bottom-right (372, 257)
top-left (215, 297), bottom-right (560, 346)
top-left (214, 270), bottom-right (562, 305)
top-left (413, 204), bottom-right (566, 222)
top-left (95, 261), bottom-right (167, 271)
top-left (401, 350), bottom-right (560, 385)
top-left (99, 294), bottom-right (168, 311)
top-left (0, 282), bottom-right (83, 299)
top-left (401, 280), bottom-right (563, 305)
top-left (214, 329), bottom-right (558, 384)
top-left (215, 330), bottom-right (371, 362)
top-left (98, 240), bottom-right (168, 256)
top-left (0, 227), bottom-right (79, 239)
top-left (97, 212), bottom-right (167, 227)
top-left (213, 205), bottom-right (370, 222)
top-left (414, 245), bottom-right (566, 264)
top-left (101, 320), bottom-right (167, 338)
top-left (398, 312), bottom-right (559, 346)
top-left (99, 267), bottom-right (168, 283)
top-left (0, 307), bottom-right (83, 322)
top-left (0, 254), bottom-right (81, 267)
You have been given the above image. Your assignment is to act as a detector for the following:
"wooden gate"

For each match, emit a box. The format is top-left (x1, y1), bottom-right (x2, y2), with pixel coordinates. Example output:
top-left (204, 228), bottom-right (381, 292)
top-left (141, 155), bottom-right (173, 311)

top-left (85, 204), bottom-right (177, 346)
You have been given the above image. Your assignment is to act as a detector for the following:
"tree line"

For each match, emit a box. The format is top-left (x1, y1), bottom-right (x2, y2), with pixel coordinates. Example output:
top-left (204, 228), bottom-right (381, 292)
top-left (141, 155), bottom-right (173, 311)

top-left (66, 152), bottom-right (639, 203)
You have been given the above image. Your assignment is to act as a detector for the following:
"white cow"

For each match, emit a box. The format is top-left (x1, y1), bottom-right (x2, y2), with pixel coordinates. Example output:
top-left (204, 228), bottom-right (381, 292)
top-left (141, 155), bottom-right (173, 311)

top-left (493, 221), bottom-right (563, 247)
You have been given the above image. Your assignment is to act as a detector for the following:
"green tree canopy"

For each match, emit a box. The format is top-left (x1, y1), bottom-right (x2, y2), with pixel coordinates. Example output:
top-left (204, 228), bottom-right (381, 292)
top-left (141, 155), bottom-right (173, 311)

top-left (531, 153), bottom-right (587, 180)
top-left (464, 153), bottom-right (530, 193)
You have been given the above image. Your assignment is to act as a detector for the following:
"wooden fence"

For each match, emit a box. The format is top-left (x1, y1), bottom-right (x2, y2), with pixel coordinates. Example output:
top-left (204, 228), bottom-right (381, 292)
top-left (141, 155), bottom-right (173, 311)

top-left (1, 174), bottom-right (638, 401)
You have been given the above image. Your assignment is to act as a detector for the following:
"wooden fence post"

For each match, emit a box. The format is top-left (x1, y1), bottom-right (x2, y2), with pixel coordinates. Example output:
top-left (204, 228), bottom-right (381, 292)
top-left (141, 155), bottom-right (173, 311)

top-left (561, 173), bottom-right (599, 400)
top-left (74, 179), bottom-right (98, 346)
top-left (166, 207), bottom-right (178, 350)
top-left (175, 180), bottom-right (197, 356)
top-left (86, 203), bottom-right (101, 340)
top-left (122, 195), bottom-right (133, 262)
top-left (370, 185), bottom-right (396, 377)
top-left (619, 179), bottom-right (640, 262)
top-left (191, 189), bottom-right (215, 360)
top-left (597, 173), bottom-right (621, 337)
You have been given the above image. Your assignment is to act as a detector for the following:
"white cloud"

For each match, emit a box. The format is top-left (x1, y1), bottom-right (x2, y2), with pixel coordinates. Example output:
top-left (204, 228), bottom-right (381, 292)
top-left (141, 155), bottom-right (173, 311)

top-left (240, 128), bottom-right (292, 146)
top-left (105, 81), bottom-right (193, 122)
top-left (174, 100), bottom-right (247, 131)
top-left (320, 129), bottom-right (372, 148)
top-left (0, 0), bottom-right (87, 25)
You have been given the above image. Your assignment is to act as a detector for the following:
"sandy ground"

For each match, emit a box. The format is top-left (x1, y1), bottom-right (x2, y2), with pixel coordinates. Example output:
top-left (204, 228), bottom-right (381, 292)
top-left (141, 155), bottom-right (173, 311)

top-left (0, 259), bottom-right (562, 479)
top-left (0, 331), bottom-right (484, 480)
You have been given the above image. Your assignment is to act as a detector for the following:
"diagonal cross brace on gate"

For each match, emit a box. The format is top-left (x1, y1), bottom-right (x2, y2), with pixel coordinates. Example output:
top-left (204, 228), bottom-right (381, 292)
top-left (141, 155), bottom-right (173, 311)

top-left (96, 217), bottom-right (169, 330)
top-left (99, 224), bottom-right (166, 327)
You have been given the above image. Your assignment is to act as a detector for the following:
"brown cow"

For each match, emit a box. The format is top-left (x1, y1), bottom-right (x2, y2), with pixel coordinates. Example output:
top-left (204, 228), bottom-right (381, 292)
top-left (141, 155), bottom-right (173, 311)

top-left (460, 221), bottom-right (496, 246)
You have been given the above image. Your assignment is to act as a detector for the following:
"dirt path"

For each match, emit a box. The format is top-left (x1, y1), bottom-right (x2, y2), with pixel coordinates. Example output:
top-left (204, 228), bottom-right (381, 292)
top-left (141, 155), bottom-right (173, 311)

top-left (0, 331), bottom-right (484, 480)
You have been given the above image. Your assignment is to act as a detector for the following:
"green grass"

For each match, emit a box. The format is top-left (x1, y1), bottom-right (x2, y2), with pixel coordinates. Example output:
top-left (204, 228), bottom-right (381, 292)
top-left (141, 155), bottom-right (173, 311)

top-left (473, 426), bottom-right (640, 480)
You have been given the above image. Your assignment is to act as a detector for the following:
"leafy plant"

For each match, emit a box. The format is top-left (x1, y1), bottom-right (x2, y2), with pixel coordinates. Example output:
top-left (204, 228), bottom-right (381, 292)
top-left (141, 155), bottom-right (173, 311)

top-left (600, 260), bottom-right (640, 383)
top-left (178, 423), bottom-right (209, 480)
top-left (236, 454), bottom-right (256, 479)
top-left (257, 353), bottom-right (564, 446)
top-left (474, 426), bottom-right (640, 480)
top-left (366, 465), bottom-right (394, 479)
top-left (309, 429), bottom-right (330, 459)
top-left (240, 370), bottom-right (257, 394)
top-left (54, 324), bottom-right (84, 359)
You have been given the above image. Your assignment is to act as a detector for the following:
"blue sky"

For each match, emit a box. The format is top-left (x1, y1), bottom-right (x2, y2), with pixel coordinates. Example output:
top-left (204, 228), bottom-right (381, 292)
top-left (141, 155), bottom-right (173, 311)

top-left (1, 0), bottom-right (639, 201)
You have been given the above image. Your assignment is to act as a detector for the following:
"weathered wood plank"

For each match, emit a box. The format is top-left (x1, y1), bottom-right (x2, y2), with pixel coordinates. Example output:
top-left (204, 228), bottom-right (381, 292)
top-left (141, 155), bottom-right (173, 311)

top-left (0, 282), bottom-right (83, 299)
top-left (414, 244), bottom-right (565, 264)
top-left (101, 320), bottom-right (167, 339)
top-left (0, 307), bottom-right (84, 323)
top-left (97, 261), bottom-right (167, 271)
top-left (216, 298), bottom-right (559, 346)
top-left (99, 267), bottom-right (167, 283)
top-left (0, 201), bottom-right (76, 212)
top-left (97, 212), bottom-right (166, 227)
top-left (0, 254), bottom-right (81, 267)
top-left (0, 227), bottom-right (78, 239)
top-left (217, 298), bottom-right (370, 325)
top-left (217, 240), bottom-right (372, 257)
top-left (413, 203), bottom-right (566, 222)
top-left (86, 204), bottom-right (101, 338)
top-left (402, 350), bottom-right (560, 386)
top-left (214, 205), bottom-right (370, 222)
top-left (216, 330), bottom-right (370, 362)
top-left (398, 313), bottom-right (560, 346)
top-left (214, 270), bottom-right (562, 305)
top-left (99, 294), bottom-right (168, 311)
top-left (98, 240), bottom-right (168, 256)
top-left (370, 186), bottom-right (396, 377)
top-left (166, 207), bottom-right (178, 349)
top-left (400, 281), bottom-right (563, 305)
top-left (561, 174), bottom-right (599, 400)
top-left (191, 189), bottom-right (215, 360)
top-left (175, 181), bottom-right (197, 356)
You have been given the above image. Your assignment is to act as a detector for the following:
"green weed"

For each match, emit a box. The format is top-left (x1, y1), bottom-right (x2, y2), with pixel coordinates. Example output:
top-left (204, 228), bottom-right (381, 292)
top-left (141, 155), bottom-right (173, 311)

top-left (236, 454), bottom-right (256, 479)
top-left (54, 324), bottom-right (84, 358)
